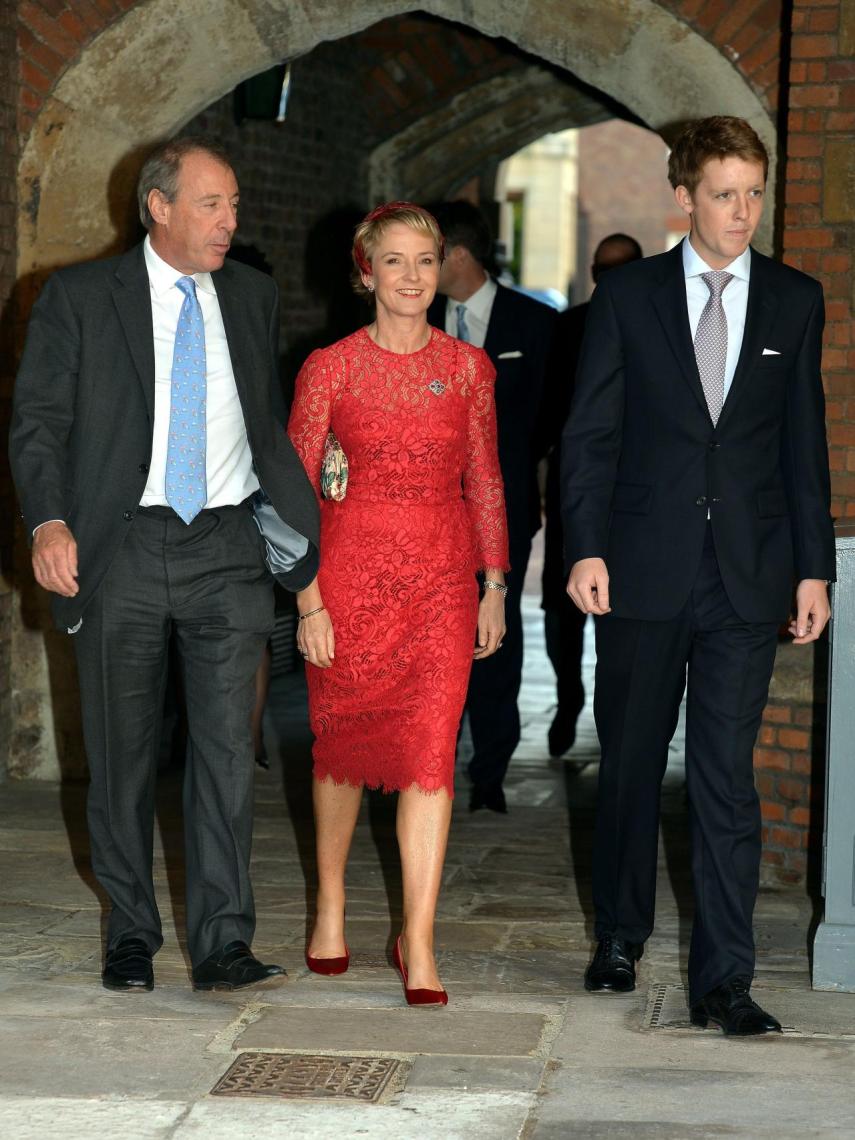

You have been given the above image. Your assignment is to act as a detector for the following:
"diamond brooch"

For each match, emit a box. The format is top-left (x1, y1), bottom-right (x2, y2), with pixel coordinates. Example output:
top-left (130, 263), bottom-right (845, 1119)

top-left (428, 379), bottom-right (446, 396)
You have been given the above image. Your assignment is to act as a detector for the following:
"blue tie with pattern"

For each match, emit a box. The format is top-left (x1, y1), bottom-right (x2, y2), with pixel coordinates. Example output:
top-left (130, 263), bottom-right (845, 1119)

top-left (165, 276), bottom-right (207, 523)
top-left (456, 302), bottom-right (471, 343)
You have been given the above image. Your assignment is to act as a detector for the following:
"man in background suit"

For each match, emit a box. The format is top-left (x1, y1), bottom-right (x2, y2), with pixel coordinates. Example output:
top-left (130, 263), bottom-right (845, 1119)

top-left (562, 117), bottom-right (834, 1034)
top-left (540, 234), bottom-right (642, 757)
top-left (10, 138), bottom-right (319, 993)
top-left (428, 200), bottom-right (555, 814)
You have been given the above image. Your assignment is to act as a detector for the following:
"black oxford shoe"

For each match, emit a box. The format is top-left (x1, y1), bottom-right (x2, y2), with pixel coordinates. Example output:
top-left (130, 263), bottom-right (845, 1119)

top-left (690, 977), bottom-right (782, 1036)
top-left (102, 937), bottom-right (154, 992)
top-left (584, 935), bottom-right (644, 992)
top-left (469, 784), bottom-right (508, 814)
top-left (192, 940), bottom-right (285, 991)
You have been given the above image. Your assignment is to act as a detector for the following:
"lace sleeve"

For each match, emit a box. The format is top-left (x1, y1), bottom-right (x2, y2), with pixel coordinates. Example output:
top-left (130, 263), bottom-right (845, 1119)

top-left (287, 348), bottom-right (339, 500)
top-left (462, 348), bottom-right (510, 571)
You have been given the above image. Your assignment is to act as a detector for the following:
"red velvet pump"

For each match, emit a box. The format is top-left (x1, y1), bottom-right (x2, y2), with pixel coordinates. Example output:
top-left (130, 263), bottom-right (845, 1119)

top-left (305, 944), bottom-right (350, 975)
top-left (393, 936), bottom-right (448, 1007)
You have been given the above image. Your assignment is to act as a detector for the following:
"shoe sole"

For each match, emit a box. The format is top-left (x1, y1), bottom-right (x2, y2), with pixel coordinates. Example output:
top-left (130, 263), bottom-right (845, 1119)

top-left (691, 1014), bottom-right (781, 1036)
top-left (584, 980), bottom-right (636, 993)
top-left (193, 973), bottom-right (286, 992)
top-left (102, 981), bottom-right (153, 992)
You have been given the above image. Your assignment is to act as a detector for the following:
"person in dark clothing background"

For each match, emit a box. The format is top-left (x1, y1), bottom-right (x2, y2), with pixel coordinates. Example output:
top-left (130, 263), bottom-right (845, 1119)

top-left (540, 234), bottom-right (642, 757)
top-left (428, 200), bottom-right (555, 813)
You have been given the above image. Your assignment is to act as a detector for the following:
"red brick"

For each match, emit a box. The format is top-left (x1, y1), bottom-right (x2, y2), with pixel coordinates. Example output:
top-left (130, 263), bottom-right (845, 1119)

top-left (778, 727), bottom-right (811, 750)
top-left (769, 826), bottom-right (802, 849)
top-left (764, 705), bottom-right (791, 724)
top-left (761, 800), bottom-right (786, 821)
top-left (18, 2), bottom-right (77, 60)
top-left (789, 806), bottom-right (812, 827)
top-left (714, 0), bottom-right (757, 43)
top-left (790, 85), bottom-right (839, 108)
top-left (755, 772), bottom-right (777, 796)
top-left (754, 747), bottom-right (791, 771)
top-left (828, 60), bottom-right (855, 81)
top-left (790, 61), bottom-right (808, 83)
top-left (696, 0), bottom-right (731, 34)
top-left (806, 61), bottom-right (828, 82)
top-left (20, 58), bottom-right (53, 95)
top-left (807, 8), bottom-right (840, 32)
top-left (826, 301), bottom-right (851, 321)
top-left (758, 725), bottom-right (777, 745)
top-left (761, 848), bottom-right (784, 866)
top-left (778, 776), bottom-right (807, 802)
top-left (787, 134), bottom-right (824, 157)
top-left (826, 112), bottom-right (855, 131)
top-left (791, 34), bottom-right (838, 58)
top-left (787, 227), bottom-right (834, 248)
top-left (786, 182), bottom-right (821, 204)
top-left (19, 85), bottom-right (43, 113)
top-left (739, 29), bottom-right (779, 74)
top-left (823, 254), bottom-right (851, 273)
top-left (786, 158), bottom-right (822, 180)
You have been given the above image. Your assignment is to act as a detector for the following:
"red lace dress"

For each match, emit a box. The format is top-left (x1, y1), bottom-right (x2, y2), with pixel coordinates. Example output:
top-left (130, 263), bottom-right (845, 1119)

top-left (288, 326), bottom-right (509, 795)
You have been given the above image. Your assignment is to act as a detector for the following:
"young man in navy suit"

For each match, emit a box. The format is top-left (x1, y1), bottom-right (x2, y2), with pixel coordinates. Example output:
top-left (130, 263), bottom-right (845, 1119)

top-left (562, 118), bottom-right (834, 1034)
top-left (428, 201), bottom-right (555, 814)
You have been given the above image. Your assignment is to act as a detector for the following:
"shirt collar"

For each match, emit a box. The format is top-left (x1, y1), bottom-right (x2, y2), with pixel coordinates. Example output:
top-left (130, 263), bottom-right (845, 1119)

top-left (144, 234), bottom-right (217, 298)
top-left (682, 235), bottom-right (751, 284)
top-left (452, 274), bottom-right (497, 323)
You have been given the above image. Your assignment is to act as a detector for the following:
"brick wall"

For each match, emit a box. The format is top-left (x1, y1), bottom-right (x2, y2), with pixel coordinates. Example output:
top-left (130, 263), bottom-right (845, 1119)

top-left (0, 1), bottom-right (19, 778)
top-left (576, 119), bottom-right (689, 301)
top-left (757, 0), bottom-right (855, 884)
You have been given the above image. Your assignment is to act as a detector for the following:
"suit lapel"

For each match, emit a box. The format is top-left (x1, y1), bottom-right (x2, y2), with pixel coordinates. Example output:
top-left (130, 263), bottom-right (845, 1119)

top-left (483, 281), bottom-right (506, 359)
top-left (211, 262), bottom-right (254, 411)
top-left (716, 249), bottom-right (779, 430)
top-left (650, 244), bottom-right (710, 419)
top-left (112, 245), bottom-right (155, 420)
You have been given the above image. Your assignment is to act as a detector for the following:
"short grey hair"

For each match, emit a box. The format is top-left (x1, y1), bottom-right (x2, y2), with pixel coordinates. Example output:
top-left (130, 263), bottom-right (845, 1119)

top-left (137, 136), bottom-right (234, 229)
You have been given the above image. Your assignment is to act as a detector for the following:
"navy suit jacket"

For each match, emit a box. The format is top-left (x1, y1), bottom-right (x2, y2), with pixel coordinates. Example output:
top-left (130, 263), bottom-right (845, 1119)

top-left (429, 282), bottom-right (554, 555)
top-left (560, 243), bottom-right (835, 623)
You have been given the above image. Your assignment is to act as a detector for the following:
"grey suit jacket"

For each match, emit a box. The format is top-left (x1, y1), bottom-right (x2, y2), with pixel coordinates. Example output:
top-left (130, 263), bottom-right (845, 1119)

top-left (10, 243), bottom-right (320, 632)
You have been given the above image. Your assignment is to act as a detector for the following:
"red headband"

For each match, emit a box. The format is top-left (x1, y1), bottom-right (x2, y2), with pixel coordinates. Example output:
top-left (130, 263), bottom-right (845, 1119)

top-left (353, 201), bottom-right (445, 276)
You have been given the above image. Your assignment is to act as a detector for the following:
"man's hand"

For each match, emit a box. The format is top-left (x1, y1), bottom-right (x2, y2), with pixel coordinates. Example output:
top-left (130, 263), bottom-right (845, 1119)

top-left (567, 557), bottom-right (611, 615)
top-left (32, 521), bottom-right (79, 597)
top-left (788, 579), bottom-right (830, 645)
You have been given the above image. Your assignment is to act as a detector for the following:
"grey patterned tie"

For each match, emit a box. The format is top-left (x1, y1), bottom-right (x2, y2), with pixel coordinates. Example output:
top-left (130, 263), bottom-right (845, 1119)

top-left (694, 271), bottom-right (733, 426)
top-left (456, 303), bottom-right (471, 343)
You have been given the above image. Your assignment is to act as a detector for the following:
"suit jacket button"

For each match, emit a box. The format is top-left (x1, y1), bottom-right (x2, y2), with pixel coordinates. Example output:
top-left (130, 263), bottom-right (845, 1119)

top-left (123, 510), bottom-right (134, 521)
top-left (708, 442), bottom-right (720, 451)
top-left (695, 496), bottom-right (707, 507)
top-left (139, 463), bottom-right (149, 473)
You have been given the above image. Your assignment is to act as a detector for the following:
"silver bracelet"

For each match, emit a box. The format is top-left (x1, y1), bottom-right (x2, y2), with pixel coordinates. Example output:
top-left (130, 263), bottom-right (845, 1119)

top-left (483, 580), bottom-right (508, 598)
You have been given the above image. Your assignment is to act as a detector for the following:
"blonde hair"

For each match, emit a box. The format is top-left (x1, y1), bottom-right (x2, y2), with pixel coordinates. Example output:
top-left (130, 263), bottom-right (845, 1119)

top-left (352, 202), bottom-right (444, 297)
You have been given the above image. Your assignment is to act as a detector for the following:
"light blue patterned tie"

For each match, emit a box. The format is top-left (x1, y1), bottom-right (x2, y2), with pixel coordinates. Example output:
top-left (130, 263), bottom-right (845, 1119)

top-left (165, 276), bottom-right (207, 523)
top-left (456, 302), bottom-right (471, 343)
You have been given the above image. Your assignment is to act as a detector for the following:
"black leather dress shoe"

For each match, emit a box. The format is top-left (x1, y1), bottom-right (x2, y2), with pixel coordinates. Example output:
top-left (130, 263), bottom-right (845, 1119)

top-left (102, 938), bottom-right (154, 992)
top-left (690, 977), bottom-right (782, 1036)
top-left (469, 784), bottom-right (507, 814)
top-left (192, 940), bottom-right (285, 991)
top-left (584, 935), bottom-right (644, 992)
top-left (548, 709), bottom-right (577, 757)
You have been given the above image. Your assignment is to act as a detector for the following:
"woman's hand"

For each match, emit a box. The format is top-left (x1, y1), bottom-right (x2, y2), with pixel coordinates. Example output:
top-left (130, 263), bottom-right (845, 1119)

top-left (297, 606), bottom-right (335, 668)
top-left (296, 581), bottom-right (335, 668)
top-left (473, 588), bottom-right (506, 659)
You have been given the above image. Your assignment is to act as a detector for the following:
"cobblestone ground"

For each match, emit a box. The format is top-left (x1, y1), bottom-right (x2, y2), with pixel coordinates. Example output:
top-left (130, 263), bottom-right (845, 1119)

top-left (1, 543), bottom-right (854, 1138)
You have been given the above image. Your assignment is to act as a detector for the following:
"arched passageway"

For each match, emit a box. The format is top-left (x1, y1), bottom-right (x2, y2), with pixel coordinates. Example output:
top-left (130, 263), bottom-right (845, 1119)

top-left (9, 0), bottom-right (778, 783)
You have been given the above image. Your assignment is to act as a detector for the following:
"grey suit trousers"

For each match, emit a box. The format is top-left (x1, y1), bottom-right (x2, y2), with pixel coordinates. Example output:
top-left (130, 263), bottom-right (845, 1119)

top-left (73, 502), bottom-right (275, 966)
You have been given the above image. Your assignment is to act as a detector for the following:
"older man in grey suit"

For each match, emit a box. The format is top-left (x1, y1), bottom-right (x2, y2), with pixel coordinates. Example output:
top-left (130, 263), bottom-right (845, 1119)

top-left (10, 138), bottom-right (319, 993)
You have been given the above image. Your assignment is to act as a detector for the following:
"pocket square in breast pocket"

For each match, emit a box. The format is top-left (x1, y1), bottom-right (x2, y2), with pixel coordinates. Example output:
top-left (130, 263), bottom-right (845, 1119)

top-left (762, 348), bottom-right (782, 356)
top-left (497, 350), bottom-right (523, 359)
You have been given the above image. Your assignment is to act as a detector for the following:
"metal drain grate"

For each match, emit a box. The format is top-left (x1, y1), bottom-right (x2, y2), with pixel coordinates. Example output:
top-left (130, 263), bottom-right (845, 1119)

top-left (211, 1052), bottom-right (407, 1102)
top-left (643, 983), bottom-right (855, 1038)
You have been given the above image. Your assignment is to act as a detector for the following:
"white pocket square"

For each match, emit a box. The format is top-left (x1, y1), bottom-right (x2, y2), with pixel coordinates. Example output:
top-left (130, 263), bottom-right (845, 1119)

top-left (498, 350), bottom-right (523, 359)
top-left (762, 348), bottom-right (781, 356)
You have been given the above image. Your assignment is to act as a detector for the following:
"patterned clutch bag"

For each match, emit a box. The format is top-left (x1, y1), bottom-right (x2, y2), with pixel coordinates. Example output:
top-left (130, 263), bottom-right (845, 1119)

top-left (321, 430), bottom-right (348, 501)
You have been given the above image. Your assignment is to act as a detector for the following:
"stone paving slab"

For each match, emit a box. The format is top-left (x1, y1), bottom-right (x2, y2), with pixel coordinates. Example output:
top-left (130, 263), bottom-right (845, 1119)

top-left (0, 1099), bottom-right (188, 1140)
top-left (407, 1053), bottom-right (546, 1091)
top-left (236, 1006), bottom-right (549, 1057)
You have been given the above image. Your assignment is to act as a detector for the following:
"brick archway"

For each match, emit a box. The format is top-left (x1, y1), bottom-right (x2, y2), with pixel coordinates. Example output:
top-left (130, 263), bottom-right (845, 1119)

top-left (17, 0), bottom-right (778, 274)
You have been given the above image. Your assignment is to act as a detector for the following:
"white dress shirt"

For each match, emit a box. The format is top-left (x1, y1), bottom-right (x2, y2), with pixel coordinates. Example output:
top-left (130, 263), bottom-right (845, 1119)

top-left (140, 236), bottom-right (259, 508)
top-left (682, 237), bottom-right (751, 401)
top-left (444, 274), bottom-right (497, 349)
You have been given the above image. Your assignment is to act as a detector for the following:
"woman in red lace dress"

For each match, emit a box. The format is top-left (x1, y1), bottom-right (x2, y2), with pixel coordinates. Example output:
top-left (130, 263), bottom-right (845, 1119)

top-left (288, 203), bottom-right (509, 1004)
